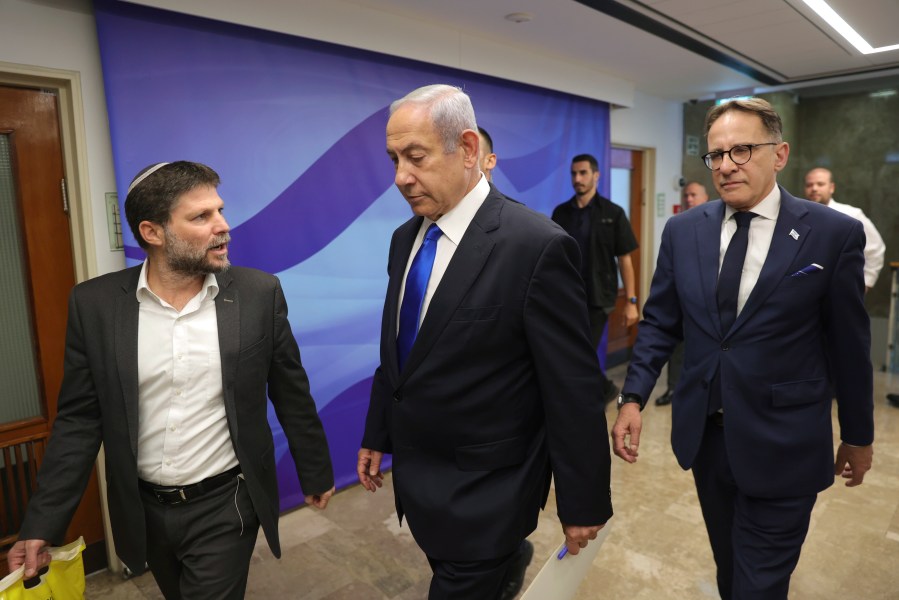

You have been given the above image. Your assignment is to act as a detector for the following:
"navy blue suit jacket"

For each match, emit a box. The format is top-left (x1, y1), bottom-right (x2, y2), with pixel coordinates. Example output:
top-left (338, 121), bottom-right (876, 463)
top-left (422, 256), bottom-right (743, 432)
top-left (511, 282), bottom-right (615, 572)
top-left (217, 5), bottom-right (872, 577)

top-left (363, 186), bottom-right (613, 561)
top-left (623, 187), bottom-right (873, 497)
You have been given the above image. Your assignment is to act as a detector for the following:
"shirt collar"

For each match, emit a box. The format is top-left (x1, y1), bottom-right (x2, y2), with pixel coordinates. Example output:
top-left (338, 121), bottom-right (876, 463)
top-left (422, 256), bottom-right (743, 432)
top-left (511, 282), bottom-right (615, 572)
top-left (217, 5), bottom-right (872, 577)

top-left (724, 184), bottom-right (780, 223)
top-left (425, 173), bottom-right (490, 245)
top-left (136, 260), bottom-right (220, 306)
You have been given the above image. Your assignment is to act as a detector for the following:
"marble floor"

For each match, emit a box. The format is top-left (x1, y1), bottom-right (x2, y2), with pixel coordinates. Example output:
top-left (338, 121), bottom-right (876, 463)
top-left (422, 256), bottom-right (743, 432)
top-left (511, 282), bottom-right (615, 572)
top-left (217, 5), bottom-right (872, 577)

top-left (84, 367), bottom-right (899, 599)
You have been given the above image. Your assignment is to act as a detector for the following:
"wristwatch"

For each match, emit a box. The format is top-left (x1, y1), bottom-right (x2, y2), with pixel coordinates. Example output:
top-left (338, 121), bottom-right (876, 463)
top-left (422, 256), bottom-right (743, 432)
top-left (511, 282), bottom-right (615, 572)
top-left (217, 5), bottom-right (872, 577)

top-left (617, 392), bottom-right (645, 410)
top-left (628, 296), bottom-right (638, 304)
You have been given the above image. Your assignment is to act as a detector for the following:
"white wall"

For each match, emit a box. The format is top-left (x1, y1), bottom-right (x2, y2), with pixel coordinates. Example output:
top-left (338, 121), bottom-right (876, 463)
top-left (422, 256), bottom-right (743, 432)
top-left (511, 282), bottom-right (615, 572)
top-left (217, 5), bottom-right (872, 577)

top-left (1, 0), bottom-right (124, 276)
top-left (1, 0), bottom-right (683, 277)
top-left (611, 90), bottom-right (684, 267)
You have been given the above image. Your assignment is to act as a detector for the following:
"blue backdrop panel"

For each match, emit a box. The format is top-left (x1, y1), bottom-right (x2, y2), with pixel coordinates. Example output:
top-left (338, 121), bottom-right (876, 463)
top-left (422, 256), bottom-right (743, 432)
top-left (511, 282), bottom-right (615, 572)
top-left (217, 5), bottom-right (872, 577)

top-left (94, 0), bottom-right (610, 511)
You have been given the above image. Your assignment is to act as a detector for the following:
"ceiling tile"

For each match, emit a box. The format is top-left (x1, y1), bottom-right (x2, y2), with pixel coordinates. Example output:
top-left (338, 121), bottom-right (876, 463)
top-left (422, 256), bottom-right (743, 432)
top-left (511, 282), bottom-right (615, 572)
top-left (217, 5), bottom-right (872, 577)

top-left (828, 0), bottom-right (899, 48)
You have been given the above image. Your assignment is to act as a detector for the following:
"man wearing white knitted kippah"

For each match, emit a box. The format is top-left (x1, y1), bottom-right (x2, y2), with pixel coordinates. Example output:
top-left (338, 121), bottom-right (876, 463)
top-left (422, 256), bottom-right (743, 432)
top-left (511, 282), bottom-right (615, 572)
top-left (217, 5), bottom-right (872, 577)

top-left (10, 161), bottom-right (335, 600)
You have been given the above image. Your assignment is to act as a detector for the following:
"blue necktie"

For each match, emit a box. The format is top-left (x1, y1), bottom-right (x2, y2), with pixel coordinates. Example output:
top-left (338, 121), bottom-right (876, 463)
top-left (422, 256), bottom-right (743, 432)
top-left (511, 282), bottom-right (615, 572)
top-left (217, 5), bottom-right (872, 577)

top-left (716, 211), bottom-right (757, 334)
top-left (397, 224), bottom-right (442, 371)
top-left (710, 211), bottom-right (756, 415)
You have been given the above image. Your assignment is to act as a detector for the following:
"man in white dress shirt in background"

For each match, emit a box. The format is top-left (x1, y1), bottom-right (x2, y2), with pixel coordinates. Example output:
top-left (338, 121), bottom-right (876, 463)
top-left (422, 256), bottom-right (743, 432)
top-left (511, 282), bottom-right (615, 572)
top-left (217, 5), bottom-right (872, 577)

top-left (805, 167), bottom-right (885, 292)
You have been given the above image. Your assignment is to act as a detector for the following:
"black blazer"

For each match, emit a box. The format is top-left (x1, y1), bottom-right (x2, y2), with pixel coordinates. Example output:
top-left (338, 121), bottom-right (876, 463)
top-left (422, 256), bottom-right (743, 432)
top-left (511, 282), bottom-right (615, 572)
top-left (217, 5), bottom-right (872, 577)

top-left (20, 266), bottom-right (333, 573)
top-left (363, 187), bottom-right (613, 561)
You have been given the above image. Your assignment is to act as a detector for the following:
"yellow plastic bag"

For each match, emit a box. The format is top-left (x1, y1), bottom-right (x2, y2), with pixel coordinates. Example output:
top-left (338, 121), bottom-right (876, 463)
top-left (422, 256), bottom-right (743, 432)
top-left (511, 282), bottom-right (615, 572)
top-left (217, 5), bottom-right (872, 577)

top-left (0, 537), bottom-right (86, 600)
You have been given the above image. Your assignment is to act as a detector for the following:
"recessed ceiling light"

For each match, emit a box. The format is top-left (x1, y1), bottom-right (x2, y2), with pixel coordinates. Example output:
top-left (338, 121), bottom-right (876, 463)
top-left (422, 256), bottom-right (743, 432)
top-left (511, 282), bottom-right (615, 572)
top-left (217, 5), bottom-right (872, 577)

top-left (801, 0), bottom-right (899, 54)
top-left (505, 12), bottom-right (533, 24)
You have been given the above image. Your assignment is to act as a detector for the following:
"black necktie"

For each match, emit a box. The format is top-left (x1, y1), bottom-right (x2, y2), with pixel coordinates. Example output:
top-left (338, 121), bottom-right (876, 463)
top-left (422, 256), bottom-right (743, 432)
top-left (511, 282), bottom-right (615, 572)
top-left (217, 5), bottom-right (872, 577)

top-left (710, 211), bottom-right (757, 415)
top-left (716, 211), bottom-right (757, 334)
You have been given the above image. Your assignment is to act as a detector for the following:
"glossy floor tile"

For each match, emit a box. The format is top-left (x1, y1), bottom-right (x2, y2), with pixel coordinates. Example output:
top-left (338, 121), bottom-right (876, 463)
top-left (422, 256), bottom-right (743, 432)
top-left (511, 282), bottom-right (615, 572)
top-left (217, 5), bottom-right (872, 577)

top-left (85, 367), bottom-right (899, 598)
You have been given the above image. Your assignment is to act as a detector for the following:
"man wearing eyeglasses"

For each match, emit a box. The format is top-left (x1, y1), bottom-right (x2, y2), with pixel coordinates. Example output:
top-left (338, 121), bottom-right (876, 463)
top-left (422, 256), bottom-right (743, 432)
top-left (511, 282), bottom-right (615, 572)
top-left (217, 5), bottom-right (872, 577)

top-left (612, 98), bottom-right (873, 599)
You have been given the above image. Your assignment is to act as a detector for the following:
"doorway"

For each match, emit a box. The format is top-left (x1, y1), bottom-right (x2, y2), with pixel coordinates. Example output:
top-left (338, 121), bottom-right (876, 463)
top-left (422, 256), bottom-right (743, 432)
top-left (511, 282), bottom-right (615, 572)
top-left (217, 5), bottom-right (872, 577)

top-left (0, 84), bottom-right (106, 575)
top-left (605, 147), bottom-right (644, 365)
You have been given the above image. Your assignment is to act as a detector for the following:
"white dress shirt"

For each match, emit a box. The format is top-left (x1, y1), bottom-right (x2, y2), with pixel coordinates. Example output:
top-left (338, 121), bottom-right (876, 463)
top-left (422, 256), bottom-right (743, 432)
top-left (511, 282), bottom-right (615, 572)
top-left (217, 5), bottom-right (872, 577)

top-left (136, 262), bottom-right (238, 485)
top-left (827, 198), bottom-right (885, 288)
top-left (397, 174), bottom-right (490, 330)
top-left (719, 185), bottom-right (780, 317)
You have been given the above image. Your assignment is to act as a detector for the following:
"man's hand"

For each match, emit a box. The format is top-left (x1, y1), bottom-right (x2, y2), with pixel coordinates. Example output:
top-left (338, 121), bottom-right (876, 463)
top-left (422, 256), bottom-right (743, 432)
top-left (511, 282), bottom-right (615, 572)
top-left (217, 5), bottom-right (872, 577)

top-left (834, 442), bottom-right (873, 487)
top-left (357, 448), bottom-right (384, 492)
top-left (623, 303), bottom-right (639, 328)
top-left (7, 539), bottom-right (51, 578)
top-left (305, 486), bottom-right (336, 509)
top-left (611, 403), bottom-right (642, 463)
top-left (561, 523), bottom-right (605, 556)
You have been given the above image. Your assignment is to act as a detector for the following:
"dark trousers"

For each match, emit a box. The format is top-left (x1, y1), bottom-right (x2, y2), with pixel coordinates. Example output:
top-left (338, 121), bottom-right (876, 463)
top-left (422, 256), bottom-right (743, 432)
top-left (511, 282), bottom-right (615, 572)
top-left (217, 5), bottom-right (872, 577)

top-left (426, 545), bottom-right (520, 600)
top-left (691, 418), bottom-right (816, 600)
top-left (141, 474), bottom-right (260, 600)
top-left (587, 306), bottom-right (613, 390)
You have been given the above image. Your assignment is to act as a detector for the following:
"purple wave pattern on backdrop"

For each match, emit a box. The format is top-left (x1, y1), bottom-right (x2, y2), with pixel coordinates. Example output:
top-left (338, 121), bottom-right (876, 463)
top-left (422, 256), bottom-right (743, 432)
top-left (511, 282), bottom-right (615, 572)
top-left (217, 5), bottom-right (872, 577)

top-left (270, 376), bottom-right (389, 509)
top-left (227, 108), bottom-right (394, 273)
top-left (94, 0), bottom-right (611, 511)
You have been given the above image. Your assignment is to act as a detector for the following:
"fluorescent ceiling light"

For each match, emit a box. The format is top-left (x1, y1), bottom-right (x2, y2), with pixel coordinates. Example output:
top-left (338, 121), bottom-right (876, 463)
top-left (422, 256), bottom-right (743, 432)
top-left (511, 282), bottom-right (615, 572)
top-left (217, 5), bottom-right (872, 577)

top-left (801, 0), bottom-right (899, 54)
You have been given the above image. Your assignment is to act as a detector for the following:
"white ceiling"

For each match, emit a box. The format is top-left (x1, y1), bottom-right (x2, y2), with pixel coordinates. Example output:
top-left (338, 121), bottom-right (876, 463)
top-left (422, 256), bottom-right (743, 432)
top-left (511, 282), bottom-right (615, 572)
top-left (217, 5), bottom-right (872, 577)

top-left (349, 0), bottom-right (899, 100)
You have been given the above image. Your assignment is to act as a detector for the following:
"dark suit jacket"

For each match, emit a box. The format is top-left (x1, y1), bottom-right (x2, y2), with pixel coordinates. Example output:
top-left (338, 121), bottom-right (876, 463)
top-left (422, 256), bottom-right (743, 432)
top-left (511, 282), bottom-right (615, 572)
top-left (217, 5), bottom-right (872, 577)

top-left (20, 265), bottom-right (333, 573)
top-left (623, 188), bottom-right (874, 497)
top-left (363, 186), bottom-right (613, 562)
top-left (552, 194), bottom-right (638, 311)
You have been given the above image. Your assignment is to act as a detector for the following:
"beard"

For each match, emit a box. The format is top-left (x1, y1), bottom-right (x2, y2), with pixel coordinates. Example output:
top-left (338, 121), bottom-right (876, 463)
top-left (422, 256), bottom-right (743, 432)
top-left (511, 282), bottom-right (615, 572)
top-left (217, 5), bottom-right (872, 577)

top-left (164, 228), bottom-right (231, 276)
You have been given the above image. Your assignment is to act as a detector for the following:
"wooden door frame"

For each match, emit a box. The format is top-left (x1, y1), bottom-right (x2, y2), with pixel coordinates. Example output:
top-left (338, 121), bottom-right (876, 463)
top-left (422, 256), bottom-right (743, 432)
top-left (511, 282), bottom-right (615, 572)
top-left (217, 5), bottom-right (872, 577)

top-left (0, 61), bottom-right (98, 282)
top-left (610, 143), bottom-right (656, 322)
top-left (0, 62), bottom-right (122, 573)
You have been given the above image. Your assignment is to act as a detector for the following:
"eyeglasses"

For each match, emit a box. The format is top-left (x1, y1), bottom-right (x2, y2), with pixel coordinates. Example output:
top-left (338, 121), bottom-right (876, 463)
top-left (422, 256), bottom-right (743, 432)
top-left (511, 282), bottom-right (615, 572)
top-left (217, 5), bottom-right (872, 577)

top-left (701, 143), bottom-right (778, 170)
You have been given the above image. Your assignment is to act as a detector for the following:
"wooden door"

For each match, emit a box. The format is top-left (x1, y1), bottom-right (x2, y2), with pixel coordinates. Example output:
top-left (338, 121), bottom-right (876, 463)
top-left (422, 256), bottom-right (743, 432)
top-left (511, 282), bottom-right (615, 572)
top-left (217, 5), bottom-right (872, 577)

top-left (0, 84), bottom-right (106, 575)
top-left (605, 148), bottom-right (643, 365)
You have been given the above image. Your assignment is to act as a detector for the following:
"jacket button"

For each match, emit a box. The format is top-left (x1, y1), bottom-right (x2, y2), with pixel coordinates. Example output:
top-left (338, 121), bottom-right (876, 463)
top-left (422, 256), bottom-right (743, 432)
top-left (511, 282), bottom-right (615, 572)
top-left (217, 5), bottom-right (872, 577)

top-left (721, 343), bottom-right (730, 351)
top-left (393, 394), bottom-right (402, 403)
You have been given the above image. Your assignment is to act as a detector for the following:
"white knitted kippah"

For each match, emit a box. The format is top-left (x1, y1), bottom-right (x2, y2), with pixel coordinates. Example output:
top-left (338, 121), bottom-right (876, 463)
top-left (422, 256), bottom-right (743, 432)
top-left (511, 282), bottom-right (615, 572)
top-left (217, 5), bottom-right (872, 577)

top-left (127, 162), bottom-right (170, 194)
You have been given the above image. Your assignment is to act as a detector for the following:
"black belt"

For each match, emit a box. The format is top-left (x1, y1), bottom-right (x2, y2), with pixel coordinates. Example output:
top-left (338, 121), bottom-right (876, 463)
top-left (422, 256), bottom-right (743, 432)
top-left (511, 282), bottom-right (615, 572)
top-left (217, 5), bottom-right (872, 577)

top-left (139, 466), bottom-right (241, 506)
top-left (710, 411), bottom-right (724, 428)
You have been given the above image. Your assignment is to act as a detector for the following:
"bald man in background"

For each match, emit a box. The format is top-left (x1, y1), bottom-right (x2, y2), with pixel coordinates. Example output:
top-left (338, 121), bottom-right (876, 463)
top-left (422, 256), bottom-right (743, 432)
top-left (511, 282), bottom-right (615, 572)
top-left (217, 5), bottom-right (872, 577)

top-left (804, 167), bottom-right (885, 292)
top-left (682, 180), bottom-right (710, 210)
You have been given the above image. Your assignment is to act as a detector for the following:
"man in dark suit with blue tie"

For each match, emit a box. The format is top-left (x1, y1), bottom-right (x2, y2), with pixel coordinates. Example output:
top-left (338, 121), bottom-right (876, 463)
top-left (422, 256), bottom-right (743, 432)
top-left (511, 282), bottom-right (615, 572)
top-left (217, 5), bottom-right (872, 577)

top-left (611, 98), bottom-right (874, 599)
top-left (357, 84), bottom-right (612, 600)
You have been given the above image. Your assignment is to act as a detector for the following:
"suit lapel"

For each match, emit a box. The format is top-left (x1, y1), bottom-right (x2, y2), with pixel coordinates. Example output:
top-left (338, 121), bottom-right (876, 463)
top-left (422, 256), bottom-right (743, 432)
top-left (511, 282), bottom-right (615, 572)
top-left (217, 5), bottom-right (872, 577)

top-left (215, 270), bottom-right (240, 437)
top-left (695, 201), bottom-right (727, 338)
top-left (115, 268), bottom-right (141, 459)
top-left (398, 194), bottom-right (500, 381)
top-left (385, 218), bottom-right (421, 382)
top-left (732, 189), bottom-right (809, 331)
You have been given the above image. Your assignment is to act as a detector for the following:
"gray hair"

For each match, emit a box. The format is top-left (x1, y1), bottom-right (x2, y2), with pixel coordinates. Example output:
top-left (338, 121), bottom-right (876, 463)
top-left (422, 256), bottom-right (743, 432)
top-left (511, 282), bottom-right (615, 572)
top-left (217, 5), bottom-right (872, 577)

top-left (704, 97), bottom-right (783, 142)
top-left (390, 84), bottom-right (477, 153)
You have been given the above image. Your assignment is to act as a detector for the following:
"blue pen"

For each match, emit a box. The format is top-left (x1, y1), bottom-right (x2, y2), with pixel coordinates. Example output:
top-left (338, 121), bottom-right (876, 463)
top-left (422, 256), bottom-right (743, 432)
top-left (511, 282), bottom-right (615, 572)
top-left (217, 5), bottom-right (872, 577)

top-left (557, 546), bottom-right (568, 560)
